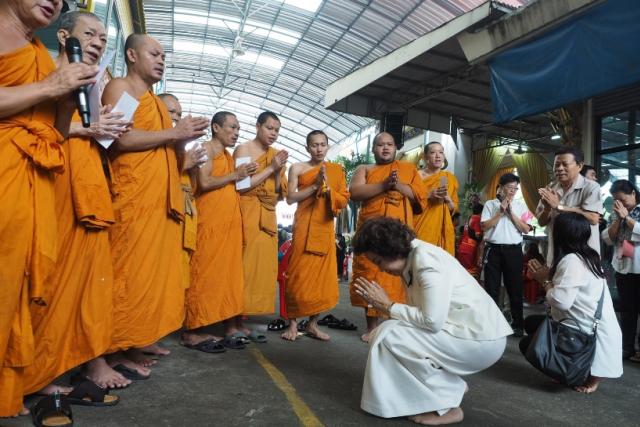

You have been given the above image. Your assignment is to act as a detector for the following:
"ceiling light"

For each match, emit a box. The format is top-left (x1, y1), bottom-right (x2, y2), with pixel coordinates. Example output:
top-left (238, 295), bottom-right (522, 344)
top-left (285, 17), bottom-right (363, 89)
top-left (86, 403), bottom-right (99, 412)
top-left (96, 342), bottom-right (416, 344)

top-left (551, 134), bottom-right (561, 140)
top-left (514, 143), bottom-right (525, 154)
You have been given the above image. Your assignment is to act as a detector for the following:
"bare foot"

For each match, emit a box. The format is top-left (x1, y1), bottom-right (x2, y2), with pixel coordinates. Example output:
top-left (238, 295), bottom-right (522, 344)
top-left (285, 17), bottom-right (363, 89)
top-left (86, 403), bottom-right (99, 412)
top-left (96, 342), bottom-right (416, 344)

top-left (85, 357), bottom-right (132, 389)
top-left (409, 408), bottom-right (464, 425)
top-left (305, 323), bottom-right (330, 341)
top-left (281, 320), bottom-right (298, 341)
top-left (180, 331), bottom-right (221, 346)
top-left (125, 348), bottom-right (157, 367)
top-left (141, 343), bottom-right (170, 356)
top-left (4, 406), bottom-right (30, 417)
top-left (107, 352), bottom-right (151, 378)
top-left (574, 375), bottom-right (601, 394)
top-left (36, 383), bottom-right (74, 396)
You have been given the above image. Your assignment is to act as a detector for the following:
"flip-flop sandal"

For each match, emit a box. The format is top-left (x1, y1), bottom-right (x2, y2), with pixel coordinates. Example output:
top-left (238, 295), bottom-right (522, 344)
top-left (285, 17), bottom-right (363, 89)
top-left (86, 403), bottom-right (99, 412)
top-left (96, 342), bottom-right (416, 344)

top-left (267, 319), bottom-right (287, 331)
top-left (66, 379), bottom-right (119, 407)
top-left (246, 330), bottom-right (268, 343)
top-left (112, 364), bottom-right (150, 381)
top-left (317, 314), bottom-right (339, 326)
top-left (297, 319), bottom-right (309, 332)
top-left (327, 318), bottom-right (357, 331)
top-left (182, 338), bottom-right (226, 354)
top-left (223, 334), bottom-right (247, 350)
top-left (32, 392), bottom-right (73, 427)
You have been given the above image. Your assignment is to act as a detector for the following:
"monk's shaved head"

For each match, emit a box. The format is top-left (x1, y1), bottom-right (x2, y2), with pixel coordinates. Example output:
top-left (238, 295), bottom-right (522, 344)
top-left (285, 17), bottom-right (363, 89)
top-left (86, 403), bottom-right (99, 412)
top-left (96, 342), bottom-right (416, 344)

top-left (124, 34), bottom-right (161, 65)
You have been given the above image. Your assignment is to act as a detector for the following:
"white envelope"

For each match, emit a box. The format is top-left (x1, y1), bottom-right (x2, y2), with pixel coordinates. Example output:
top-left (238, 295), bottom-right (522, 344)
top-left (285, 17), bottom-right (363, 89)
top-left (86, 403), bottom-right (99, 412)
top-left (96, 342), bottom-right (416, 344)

top-left (235, 157), bottom-right (252, 190)
top-left (95, 91), bottom-right (139, 149)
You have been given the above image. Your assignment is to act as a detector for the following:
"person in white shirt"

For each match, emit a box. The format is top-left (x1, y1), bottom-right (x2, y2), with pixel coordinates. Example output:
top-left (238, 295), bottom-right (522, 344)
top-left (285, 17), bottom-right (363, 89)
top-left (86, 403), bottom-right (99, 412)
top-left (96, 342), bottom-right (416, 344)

top-left (481, 173), bottom-right (532, 337)
top-left (601, 179), bottom-right (640, 362)
top-left (524, 212), bottom-right (622, 393)
top-left (352, 217), bottom-right (512, 425)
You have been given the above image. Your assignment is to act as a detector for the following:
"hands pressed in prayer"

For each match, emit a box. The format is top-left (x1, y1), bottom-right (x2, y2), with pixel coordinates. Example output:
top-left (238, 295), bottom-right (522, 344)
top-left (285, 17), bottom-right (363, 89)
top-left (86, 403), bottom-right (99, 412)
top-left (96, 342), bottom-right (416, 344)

top-left (236, 161), bottom-right (258, 179)
top-left (613, 200), bottom-right (629, 219)
top-left (354, 277), bottom-right (394, 314)
top-left (272, 149), bottom-right (289, 171)
top-left (384, 170), bottom-right (399, 190)
top-left (527, 259), bottom-right (551, 289)
top-left (538, 187), bottom-right (560, 209)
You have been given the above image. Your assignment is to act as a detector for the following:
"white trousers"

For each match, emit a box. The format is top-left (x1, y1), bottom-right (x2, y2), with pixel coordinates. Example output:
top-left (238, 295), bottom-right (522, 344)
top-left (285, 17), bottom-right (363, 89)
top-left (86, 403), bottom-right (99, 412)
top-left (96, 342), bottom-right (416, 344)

top-left (361, 319), bottom-right (506, 418)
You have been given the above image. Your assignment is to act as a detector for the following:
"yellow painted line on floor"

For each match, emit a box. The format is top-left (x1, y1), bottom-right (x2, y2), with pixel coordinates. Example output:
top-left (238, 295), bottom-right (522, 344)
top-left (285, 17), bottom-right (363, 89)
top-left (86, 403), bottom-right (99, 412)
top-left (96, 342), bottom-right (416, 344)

top-left (249, 346), bottom-right (324, 427)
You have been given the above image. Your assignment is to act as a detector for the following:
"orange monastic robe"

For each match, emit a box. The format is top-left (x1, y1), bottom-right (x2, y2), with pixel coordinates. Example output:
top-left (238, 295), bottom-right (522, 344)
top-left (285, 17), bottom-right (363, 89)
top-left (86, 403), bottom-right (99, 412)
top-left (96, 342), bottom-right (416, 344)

top-left (0, 38), bottom-right (64, 416)
top-left (24, 113), bottom-right (115, 394)
top-left (414, 170), bottom-right (459, 255)
top-left (187, 150), bottom-right (244, 328)
top-left (108, 92), bottom-right (185, 350)
top-left (349, 161), bottom-right (427, 317)
top-left (285, 163), bottom-right (350, 318)
top-left (239, 147), bottom-right (287, 315)
top-left (181, 171), bottom-right (197, 289)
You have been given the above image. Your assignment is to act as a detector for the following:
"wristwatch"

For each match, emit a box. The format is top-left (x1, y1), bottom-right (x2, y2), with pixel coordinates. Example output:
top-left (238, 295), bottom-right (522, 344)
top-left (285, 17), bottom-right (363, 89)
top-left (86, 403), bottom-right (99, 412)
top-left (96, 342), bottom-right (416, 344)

top-left (556, 204), bottom-right (565, 211)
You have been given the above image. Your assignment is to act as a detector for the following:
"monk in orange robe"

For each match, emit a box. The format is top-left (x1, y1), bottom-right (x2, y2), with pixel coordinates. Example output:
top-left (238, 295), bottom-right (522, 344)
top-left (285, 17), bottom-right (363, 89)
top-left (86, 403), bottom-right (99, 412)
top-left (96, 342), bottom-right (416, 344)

top-left (414, 141), bottom-right (459, 255)
top-left (234, 111), bottom-right (288, 341)
top-left (23, 11), bottom-right (133, 397)
top-left (0, 1), bottom-right (98, 417)
top-left (281, 130), bottom-right (350, 342)
top-left (102, 34), bottom-right (209, 378)
top-left (183, 112), bottom-right (258, 350)
top-left (349, 132), bottom-right (427, 342)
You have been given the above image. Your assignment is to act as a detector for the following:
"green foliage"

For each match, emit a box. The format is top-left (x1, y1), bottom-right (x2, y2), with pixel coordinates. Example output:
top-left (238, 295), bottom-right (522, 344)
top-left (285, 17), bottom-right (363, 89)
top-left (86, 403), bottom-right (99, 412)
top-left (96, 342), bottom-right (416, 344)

top-left (459, 182), bottom-right (482, 222)
top-left (334, 153), bottom-right (371, 183)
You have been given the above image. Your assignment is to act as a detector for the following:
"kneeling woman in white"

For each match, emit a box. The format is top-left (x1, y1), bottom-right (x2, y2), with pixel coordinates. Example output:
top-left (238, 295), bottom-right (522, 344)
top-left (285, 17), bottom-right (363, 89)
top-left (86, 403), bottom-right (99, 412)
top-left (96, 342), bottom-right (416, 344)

top-left (353, 217), bottom-right (512, 425)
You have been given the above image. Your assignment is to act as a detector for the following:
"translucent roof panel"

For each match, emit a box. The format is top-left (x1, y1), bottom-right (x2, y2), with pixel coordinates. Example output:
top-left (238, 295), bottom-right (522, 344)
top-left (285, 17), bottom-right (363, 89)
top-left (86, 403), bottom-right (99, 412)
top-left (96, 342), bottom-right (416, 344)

top-left (143, 0), bottom-right (523, 159)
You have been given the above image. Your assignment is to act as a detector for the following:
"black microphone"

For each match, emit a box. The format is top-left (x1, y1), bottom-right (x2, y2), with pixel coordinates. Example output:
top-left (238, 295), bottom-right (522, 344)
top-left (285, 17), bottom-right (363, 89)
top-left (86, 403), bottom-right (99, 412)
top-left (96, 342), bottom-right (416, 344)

top-left (65, 37), bottom-right (91, 128)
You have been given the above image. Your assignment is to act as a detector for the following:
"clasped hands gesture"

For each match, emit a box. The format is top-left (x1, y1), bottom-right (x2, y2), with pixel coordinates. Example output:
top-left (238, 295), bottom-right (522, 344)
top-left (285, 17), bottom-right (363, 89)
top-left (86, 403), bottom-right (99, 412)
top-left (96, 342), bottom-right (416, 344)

top-left (314, 164), bottom-right (329, 195)
top-left (538, 186), bottom-right (561, 210)
top-left (271, 149), bottom-right (289, 172)
top-left (428, 184), bottom-right (450, 203)
top-left (354, 277), bottom-right (393, 313)
top-left (613, 199), bottom-right (630, 220)
top-left (527, 259), bottom-right (552, 290)
top-left (235, 160), bottom-right (259, 180)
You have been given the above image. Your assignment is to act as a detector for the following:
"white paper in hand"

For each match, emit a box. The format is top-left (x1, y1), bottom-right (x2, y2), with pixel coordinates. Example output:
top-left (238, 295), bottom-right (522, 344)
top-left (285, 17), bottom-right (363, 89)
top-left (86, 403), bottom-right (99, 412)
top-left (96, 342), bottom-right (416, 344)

top-left (95, 91), bottom-right (139, 149)
top-left (88, 50), bottom-right (114, 124)
top-left (235, 157), bottom-right (252, 190)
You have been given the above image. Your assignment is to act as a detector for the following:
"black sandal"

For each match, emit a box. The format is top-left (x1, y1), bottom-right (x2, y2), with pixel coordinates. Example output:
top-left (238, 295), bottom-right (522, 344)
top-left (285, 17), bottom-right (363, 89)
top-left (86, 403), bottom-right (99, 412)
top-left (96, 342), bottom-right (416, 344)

top-left (32, 392), bottom-right (73, 427)
top-left (66, 378), bottom-right (120, 407)
top-left (182, 338), bottom-right (226, 354)
top-left (297, 319), bottom-right (309, 332)
top-left (327, 318), bottom-right (358, 331)
top-left (317, 314), bottom-right (339, 326)
top-left (267, 319), bottom-right (287, 331)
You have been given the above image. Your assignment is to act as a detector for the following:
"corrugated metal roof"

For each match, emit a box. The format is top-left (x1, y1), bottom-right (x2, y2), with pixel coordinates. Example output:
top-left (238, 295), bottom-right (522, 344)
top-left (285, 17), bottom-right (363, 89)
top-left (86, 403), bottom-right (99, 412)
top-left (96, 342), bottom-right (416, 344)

top-left (143, 0), bottom-right (527, 161)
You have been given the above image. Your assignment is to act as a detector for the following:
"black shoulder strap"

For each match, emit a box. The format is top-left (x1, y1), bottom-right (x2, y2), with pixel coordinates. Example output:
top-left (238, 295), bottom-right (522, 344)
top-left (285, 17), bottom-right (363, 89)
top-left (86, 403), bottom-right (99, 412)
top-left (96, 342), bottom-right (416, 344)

top-left (592, 281), bottom-right (606, 333)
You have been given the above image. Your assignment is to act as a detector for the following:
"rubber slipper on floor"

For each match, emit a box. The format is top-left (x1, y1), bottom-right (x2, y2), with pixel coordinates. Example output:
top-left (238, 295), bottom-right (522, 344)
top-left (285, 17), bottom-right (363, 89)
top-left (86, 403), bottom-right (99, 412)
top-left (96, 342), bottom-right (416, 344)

top-left (223, 334), bottom-right (247, 349)
top-left (32, 393), bottom-right (73, 427)
top-left (66, 378), bottom-right (119, 407)
top-left (267, 319), bottom-right (287, 331)
top-left (246, 330), bottom-right (268, 343)
top-left (327, 318), bottom-right (357, 331)
top-left (317, 314), bottom-right (339, 326)
top-left (112, 364), bottom-right (150, 381)
top-left (182, 338), bottom-right (226, 354)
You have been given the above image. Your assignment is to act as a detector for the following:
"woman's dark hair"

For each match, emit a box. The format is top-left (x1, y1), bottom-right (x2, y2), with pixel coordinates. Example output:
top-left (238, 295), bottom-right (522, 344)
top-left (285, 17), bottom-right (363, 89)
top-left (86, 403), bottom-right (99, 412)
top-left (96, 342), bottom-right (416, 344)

top-left (610, 179), bottom-right (640, 204)
top-left (210, 111), bottom-right (235, 135)
top-left (472, 202), bottom-right (484, 215)
top-left (257, 111), bottom-right (280, 125)
top-left (499, 173), bottom-right (520, 186)
top-left (352, 217), bottom-right (415, 259)
top-left (554, 146), bottom-right (584, 164)
top-left (549, 213), bottom-right (604, 279)
top-left (580, 164), bottom-right (596, 177)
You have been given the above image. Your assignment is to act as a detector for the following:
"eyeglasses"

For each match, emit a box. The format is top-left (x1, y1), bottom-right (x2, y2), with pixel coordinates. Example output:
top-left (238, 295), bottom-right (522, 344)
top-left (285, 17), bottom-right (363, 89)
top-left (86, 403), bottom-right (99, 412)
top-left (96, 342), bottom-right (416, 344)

top-left (503, 185), bottom-right (519, 191)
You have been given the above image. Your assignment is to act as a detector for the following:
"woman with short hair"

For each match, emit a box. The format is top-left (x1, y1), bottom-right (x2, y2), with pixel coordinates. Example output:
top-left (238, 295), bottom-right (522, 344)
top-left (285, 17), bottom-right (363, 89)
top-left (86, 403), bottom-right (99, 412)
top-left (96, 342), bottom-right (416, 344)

top-left (353, 217), bottom-right (512, 425)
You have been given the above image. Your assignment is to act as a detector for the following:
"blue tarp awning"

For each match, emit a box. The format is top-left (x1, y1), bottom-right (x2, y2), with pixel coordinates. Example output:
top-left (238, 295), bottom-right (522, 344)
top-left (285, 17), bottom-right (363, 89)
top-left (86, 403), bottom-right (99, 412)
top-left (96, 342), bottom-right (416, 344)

top-left (490, 0), bottom-right (640, 123)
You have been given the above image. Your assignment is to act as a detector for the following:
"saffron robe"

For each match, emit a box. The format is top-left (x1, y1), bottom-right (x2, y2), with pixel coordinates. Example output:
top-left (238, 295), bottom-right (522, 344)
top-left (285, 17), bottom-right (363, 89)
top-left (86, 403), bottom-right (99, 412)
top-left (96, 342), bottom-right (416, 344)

top-left (350, 161), bottom-right (427, 317)
top-left (285, 163), bottom-right (349, 318)
top-left (413, 171), bottom-right (459, 255)
top-left (24, 113), bottom-right (115, 394)
top-left (187, 150), bottom-right (244, 328)
top-left (238, 147), bottom-right (287, 315)
top-left (0, 38), bottom-right (64, 416)
top-left (181, 171), bottom-right (196, 289)
top-left (108, 91), bottom-right (185, 350)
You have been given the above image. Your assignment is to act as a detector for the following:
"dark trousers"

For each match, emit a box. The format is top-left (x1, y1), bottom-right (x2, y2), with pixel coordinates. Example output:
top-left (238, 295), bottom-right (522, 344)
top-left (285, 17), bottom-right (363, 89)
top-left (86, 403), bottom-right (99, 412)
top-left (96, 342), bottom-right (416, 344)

top-left (518, 314), bottom-right (546, 355)
top-left (615, 272), bottom-right (640, 353)
top-left (484, 243), bottom-right (524, 329)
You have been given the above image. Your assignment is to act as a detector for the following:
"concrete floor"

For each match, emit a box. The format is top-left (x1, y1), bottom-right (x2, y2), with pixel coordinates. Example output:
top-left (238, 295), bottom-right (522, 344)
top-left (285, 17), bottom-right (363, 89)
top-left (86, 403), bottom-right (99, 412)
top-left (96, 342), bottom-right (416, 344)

top-left (3, 282), bottom-right (639, 427)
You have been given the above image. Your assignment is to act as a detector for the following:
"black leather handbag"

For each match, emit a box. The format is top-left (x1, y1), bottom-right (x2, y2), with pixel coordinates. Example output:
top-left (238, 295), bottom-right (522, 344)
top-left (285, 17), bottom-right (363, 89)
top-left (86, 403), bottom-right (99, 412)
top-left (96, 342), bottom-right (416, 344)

top-left (525, 284), bottom-right (605, 387)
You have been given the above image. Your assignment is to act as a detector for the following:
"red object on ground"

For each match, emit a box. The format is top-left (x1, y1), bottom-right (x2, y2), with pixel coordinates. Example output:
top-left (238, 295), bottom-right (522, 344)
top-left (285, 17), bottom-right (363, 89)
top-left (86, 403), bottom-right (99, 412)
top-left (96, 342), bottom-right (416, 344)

top-left (278, 240), bottom-right (293, 318)
top-left (457, 214), bottom-right (482, 275)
